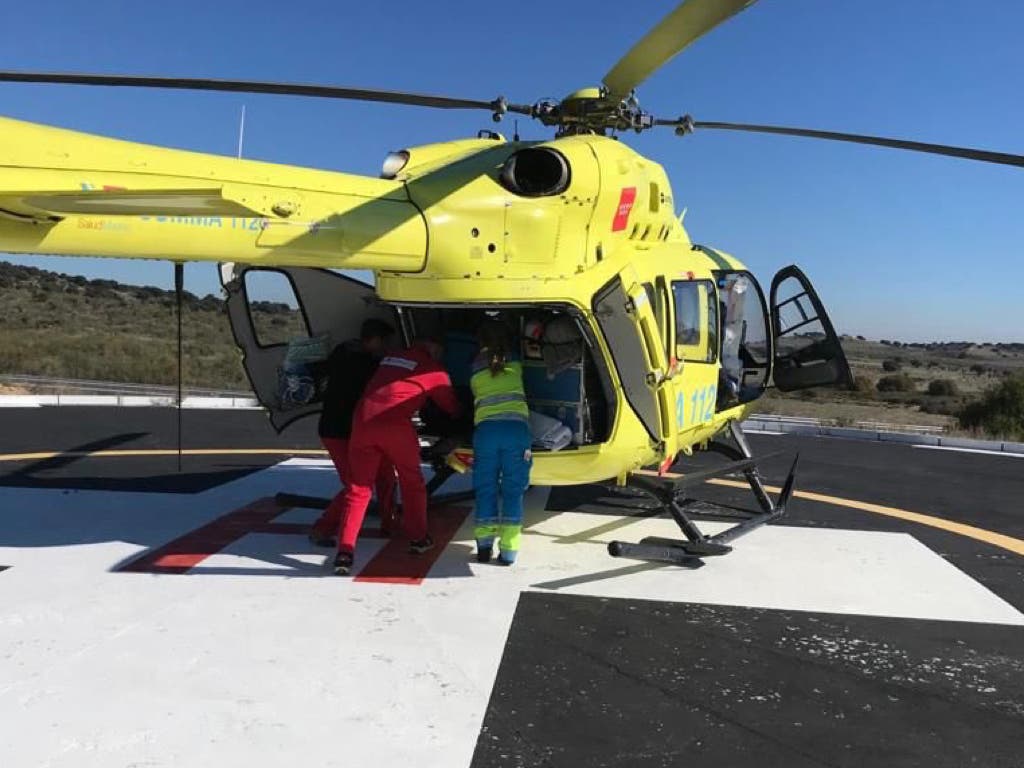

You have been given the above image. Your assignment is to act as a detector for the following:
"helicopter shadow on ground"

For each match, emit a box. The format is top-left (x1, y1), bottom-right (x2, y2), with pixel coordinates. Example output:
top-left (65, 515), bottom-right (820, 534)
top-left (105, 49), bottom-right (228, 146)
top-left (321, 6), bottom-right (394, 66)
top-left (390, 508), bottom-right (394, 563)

top-left (521, 450), bottom-right (807, 593)
top-left (524, 484), bottom-right (708, 592)
top-left (0, 439), bottom-right (478, 579)
top-left (100, 487), bottom-right (479, 581)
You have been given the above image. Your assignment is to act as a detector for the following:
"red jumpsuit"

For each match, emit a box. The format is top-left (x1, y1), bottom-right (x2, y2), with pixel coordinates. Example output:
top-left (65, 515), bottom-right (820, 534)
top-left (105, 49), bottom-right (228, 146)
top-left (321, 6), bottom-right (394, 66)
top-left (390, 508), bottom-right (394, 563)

top-left (336, 344), bottom-right (460, 554)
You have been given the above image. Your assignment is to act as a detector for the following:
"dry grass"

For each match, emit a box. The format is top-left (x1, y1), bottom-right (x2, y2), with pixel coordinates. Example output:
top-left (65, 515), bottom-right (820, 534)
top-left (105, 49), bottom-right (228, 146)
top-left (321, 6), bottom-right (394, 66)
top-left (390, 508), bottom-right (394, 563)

top-left (756, 393), bottom-right (953, 428)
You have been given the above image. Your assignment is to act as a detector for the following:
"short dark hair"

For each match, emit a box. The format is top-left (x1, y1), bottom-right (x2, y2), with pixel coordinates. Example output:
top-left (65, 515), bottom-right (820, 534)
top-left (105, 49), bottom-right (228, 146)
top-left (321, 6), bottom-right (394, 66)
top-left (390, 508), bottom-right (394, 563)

top-left (360, 318), bottom-right (396, 340)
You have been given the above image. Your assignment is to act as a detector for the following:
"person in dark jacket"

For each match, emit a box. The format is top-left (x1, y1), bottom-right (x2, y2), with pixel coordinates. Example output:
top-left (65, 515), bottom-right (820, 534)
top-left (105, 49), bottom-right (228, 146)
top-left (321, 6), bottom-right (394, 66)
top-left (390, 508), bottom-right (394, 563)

top-left (332, 338), bottom-right (460, 575)
top-left (309, 318), bottom-right (397, 547)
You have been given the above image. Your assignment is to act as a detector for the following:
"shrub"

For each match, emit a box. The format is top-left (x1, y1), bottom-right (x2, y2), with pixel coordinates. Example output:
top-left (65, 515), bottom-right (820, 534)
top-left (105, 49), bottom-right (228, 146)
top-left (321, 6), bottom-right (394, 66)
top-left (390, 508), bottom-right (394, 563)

top-left (882, 359), bottom-right (901, 372)
top-left (959, 374), bottom-right (1024, 439)
top-left (969, 363), bottom-right (986, 375)
top-left (877, 373), bottom-right (916, 393)
top-left (928, 379), bottom-right (958, 396)
top-left (853, 375), bottom-right (876, 394)
top-left (920, 397), bottom-right (960, 416)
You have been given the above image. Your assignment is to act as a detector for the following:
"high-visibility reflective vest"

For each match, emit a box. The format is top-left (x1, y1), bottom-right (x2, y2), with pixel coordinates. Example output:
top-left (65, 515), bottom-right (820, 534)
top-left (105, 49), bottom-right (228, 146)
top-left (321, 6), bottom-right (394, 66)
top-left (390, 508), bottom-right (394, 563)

top-left (470, 360), bottom-right (528, 425)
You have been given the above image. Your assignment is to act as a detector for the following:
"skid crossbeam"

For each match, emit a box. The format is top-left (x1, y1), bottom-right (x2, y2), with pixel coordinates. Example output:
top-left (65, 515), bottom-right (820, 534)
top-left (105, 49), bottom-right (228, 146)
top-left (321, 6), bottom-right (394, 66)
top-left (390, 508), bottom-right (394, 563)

top-left (608, 422), bottom-right (798, 565)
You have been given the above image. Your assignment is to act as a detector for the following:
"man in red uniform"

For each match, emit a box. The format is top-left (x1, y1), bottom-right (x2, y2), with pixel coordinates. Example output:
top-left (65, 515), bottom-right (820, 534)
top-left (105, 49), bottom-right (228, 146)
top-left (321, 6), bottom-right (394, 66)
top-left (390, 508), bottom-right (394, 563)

top-left (309, 318), bottom-right (397, 548)
top-left (333, 338), bottom-right (461, 575)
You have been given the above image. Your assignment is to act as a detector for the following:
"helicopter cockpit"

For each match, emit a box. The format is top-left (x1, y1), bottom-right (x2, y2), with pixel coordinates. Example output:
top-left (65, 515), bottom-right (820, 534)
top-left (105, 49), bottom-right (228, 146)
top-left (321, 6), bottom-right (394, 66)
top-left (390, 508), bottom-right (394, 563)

top-left (715, 271), bottom-right (771, 409)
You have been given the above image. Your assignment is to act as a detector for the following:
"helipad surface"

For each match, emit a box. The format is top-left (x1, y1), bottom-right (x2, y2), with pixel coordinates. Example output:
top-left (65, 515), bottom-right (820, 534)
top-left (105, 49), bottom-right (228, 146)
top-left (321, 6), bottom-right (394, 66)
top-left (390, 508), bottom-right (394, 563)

top-left (1, 410), bottom-right (1023, 767)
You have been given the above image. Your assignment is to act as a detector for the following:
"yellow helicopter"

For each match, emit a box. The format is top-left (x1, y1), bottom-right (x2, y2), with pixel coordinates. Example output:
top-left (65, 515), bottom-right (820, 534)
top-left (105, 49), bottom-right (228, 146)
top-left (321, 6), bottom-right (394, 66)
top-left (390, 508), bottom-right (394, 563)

top-left (0, 0), bottom-right (1021, 564)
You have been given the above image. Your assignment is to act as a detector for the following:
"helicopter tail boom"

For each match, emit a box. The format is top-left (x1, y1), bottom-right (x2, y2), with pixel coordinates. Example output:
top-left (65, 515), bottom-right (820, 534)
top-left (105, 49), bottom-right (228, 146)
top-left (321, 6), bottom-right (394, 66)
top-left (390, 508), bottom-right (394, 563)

top-left (0, 115), bottom-right (428, 271)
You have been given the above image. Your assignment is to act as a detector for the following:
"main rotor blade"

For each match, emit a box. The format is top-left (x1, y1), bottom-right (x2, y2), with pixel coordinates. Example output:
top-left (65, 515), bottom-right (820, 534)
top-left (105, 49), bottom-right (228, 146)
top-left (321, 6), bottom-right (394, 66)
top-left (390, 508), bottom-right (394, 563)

top-left (0, 71), bottom-right (534, 115)
top-left (669, 119), bottom-right (1024, 168)
top-left (603, 0), bottom-right (758, 99)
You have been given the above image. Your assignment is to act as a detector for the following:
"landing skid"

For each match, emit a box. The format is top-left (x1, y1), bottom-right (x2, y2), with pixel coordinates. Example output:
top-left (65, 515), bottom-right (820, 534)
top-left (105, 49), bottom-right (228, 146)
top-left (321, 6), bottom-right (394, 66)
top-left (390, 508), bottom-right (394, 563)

top-left (608, 421), bottom-right (798, 565)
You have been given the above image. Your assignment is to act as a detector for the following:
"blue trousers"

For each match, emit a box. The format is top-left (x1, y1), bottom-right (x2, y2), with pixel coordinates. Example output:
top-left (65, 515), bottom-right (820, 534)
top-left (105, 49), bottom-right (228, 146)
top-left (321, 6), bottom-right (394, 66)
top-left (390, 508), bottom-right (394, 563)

top-left (472, 420), bottom-right (531, 555)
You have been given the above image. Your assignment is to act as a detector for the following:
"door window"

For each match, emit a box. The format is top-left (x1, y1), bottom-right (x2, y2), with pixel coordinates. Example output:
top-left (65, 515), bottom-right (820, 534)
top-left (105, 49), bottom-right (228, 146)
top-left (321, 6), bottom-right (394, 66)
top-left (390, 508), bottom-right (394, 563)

top-left (221, 264), bottom-right (395, 432)
top-left (243, 270), bottom-right (310, 348)
top-left (643, 281), bottom-right (672, 361)
top-left (671, 280), bottom-right (717, 363)
top-left (717, 272), bottom-right (771, 407)
top-left (770, 266), bottom-right (853, 391)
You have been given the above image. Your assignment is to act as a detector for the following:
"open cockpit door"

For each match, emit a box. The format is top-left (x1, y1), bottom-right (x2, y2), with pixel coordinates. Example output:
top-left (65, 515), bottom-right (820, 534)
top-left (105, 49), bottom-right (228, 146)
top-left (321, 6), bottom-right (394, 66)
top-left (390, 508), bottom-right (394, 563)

top-left (220, 264), bottom-right (397, 432)
top-left (770, 265), bottom-right (852, 392)
top-left (593, 268), bottom-right (673, 450)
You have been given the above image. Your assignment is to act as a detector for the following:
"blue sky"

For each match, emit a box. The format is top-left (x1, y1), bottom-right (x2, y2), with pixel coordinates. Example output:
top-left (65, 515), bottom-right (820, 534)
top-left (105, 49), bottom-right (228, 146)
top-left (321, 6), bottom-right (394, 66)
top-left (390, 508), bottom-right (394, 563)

top-left (1, 0), bottom-right (1021, 342)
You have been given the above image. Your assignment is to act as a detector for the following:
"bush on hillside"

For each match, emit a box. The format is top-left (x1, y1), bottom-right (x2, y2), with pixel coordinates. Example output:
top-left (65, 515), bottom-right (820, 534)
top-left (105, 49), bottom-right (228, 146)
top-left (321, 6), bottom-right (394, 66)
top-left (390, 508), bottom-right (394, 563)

top-left (959, 374), bottom-right (1024, 440)
top-left (853, 375), bottom-right (876, 395)
top-left (876, 373), bottom-right (916, 393)
top-left (927, 379), bottom-right (958, 396)
top-left (882, 359), bottom-right (902, 372)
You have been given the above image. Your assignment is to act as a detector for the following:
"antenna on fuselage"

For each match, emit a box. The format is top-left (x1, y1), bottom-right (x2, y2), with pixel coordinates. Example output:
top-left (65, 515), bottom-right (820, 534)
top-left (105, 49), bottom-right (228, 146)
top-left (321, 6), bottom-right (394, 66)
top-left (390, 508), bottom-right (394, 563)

top-left (236, 105), bottom-right (246, 159)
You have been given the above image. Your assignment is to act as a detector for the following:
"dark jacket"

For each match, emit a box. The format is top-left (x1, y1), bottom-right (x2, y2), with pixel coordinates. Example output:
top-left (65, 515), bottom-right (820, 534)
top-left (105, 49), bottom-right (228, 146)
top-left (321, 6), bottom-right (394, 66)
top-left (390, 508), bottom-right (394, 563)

top-left (317, 340), bottom-right (379, 439)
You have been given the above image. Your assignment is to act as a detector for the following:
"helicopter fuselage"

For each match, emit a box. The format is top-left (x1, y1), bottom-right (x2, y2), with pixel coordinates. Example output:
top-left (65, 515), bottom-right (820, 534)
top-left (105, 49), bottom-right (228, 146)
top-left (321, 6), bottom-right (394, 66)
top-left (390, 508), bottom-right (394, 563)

top-left (0, 116), bottom-right (847, 486)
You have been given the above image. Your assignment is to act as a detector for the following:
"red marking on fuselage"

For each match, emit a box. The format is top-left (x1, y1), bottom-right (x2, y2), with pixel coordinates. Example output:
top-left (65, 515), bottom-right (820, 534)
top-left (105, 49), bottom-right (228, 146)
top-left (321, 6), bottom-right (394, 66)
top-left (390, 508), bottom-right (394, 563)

top-left (611, 187), bottom-right (637, 232)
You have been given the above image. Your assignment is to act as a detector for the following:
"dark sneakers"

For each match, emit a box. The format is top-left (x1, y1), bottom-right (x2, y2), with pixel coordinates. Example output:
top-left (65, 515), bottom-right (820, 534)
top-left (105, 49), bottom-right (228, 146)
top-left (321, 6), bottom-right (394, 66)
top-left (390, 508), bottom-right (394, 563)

top-left (408, 535), bottom-right (435, 555)
top-left (332, 551), bottom-right (354, 576)
top-left (476, 537), bottom-right (494, 564)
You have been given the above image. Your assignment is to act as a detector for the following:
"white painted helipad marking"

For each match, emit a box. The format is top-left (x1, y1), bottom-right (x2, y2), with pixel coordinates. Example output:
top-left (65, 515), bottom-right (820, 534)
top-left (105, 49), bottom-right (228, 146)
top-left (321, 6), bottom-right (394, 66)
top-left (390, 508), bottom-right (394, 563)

top-left (521, 513), bottom-right (1024, 625)
top-left (1, 461), bottom-right (1021, 768)
top-left (277, 457), bottom-right (337, 467)
top-left (913, 444), bottom-right (1024, 458)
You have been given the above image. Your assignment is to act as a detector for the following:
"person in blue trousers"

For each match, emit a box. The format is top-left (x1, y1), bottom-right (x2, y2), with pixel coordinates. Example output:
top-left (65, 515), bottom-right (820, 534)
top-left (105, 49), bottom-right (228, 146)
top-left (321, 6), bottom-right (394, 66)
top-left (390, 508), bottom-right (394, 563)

top-left (470, 320), bottom-right (532, 565)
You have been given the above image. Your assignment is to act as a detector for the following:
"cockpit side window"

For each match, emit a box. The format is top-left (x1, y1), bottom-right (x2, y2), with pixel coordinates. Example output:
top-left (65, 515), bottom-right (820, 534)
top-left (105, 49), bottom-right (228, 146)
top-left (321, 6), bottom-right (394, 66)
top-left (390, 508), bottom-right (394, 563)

top-left (671, 280), bottom-right (717, 363)
top-left (643, 281), bottom-right (672, 361)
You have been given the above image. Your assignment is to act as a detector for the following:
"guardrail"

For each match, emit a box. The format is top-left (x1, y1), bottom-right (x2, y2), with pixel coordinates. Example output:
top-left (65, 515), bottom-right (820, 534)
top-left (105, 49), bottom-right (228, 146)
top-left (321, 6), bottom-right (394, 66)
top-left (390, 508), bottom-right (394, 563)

top-left (0, 374), bottom-right (249, 399)
top-left (744, 414), bottom-right (1024, 455)
top-left (748, 413), bottom-right (945, 434)
top-left (0, 393), bottom-right (259, 409)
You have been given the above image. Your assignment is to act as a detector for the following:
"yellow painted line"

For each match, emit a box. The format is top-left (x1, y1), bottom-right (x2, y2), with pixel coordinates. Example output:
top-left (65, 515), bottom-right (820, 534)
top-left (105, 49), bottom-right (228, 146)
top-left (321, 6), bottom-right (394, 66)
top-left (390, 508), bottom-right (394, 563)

top-left (708, 477), bottom-right (1024, 558)
top-left (0, 448), bottom-right (329, 462)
